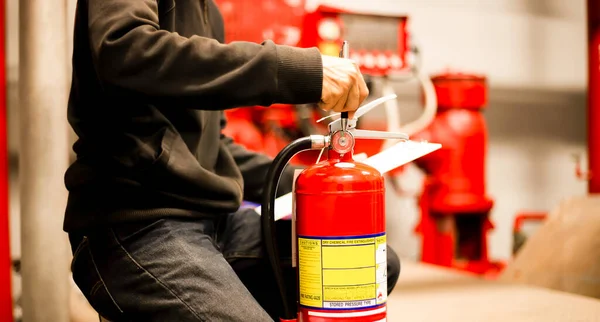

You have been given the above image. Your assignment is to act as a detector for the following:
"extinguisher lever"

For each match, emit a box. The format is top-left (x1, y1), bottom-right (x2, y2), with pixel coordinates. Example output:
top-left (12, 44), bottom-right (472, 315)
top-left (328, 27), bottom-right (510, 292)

top-left (351, 129), bottom-right (410, 141)
top-left (324, 94), bottom-right (399, 133)
top-left (317, 94), bottom-right (398, 130)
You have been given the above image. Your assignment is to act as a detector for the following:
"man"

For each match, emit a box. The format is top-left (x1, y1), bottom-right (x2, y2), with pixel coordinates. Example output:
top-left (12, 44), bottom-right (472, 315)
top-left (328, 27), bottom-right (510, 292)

top-left (65, 0), bottom-right (401, 321)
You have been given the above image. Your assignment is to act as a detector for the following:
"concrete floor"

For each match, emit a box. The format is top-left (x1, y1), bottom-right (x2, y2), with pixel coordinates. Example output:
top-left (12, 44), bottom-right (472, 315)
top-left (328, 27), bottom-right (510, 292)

top-left (388, 260), bottom-right (600, 322)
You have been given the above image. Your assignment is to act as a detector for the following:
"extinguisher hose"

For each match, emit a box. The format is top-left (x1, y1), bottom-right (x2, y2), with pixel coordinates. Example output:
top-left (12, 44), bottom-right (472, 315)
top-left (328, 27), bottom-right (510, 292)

top-left (261, 136), bottom-right (313, 320)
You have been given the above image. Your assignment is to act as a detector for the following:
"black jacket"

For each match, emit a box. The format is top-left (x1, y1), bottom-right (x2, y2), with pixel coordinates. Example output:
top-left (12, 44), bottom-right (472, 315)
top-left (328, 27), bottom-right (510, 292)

top-left (63, 0), bottom-right (323, 232)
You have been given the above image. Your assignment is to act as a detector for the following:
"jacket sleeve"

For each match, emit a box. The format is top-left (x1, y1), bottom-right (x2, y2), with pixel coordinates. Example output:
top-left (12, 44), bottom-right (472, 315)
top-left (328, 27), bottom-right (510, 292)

top-left (87, 0), bottom-right (323, 109)
top-left (220, 113), bottom-right (301, 203)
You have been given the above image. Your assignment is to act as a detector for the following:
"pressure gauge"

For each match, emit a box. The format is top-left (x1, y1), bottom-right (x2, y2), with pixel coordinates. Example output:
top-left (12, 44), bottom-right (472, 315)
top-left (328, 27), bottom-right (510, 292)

top-left (331, 130), bottom-right (354, 155)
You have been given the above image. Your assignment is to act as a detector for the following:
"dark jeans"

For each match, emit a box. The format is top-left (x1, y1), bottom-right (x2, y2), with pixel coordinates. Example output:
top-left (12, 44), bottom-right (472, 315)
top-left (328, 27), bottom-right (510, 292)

top-left (69, 209), bottom-right (401, 322)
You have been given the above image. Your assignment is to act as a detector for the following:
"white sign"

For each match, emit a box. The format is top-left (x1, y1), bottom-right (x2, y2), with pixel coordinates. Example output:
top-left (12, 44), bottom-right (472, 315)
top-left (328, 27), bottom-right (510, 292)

top-left (254, 140), bottom-right (442, 221)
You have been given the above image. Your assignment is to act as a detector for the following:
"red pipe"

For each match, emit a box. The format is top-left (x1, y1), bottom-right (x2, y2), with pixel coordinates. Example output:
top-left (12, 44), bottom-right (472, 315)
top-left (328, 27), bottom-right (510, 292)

top-left (513, 212), bottom-right (547, 233)
top-left (0, 0), bottom-right (13, 319)
top-left (589, 0), bottom-right (600, 193)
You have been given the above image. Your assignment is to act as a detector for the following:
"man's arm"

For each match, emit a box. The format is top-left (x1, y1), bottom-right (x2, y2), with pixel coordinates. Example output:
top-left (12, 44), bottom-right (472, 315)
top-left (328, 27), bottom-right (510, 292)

top-left (220, 113), bottom-right (300, 203)
top-left (87, 0), bottom-right (323, 109)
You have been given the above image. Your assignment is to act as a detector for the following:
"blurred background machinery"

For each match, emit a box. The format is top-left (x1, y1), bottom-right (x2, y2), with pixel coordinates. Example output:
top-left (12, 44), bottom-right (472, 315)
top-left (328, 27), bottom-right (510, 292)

top-left (1, 0), bottom-right (599, 321)
top-left (215, 0), bottom-right (437, 166)
top-left (405, 72), bottom-right (503, 277)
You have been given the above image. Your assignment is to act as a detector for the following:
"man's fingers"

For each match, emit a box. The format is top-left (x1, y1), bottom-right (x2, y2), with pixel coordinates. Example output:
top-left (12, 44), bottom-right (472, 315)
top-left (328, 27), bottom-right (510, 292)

top-left (356, 69), bottom-right (370, 104)
top-left (317, 101), bottom-right (328, 113)
top-left (318, 55), bottom-right (370, 119)
top-left (343, 80), bottom-right (361, 118)
top-left (331, 85), bottom-right (350, 114)
top-left (317, 77), bottom-right (336, 112)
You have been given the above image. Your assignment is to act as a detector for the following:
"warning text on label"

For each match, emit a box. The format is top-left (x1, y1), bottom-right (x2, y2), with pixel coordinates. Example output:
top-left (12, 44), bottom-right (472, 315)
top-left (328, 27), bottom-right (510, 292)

top-left (323, 300), bottom-right (376, 308)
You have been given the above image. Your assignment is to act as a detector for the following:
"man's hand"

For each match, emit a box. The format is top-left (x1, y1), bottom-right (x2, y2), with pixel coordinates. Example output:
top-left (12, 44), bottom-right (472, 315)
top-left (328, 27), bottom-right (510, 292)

top-left (319, 55), bottom-right (369, 119)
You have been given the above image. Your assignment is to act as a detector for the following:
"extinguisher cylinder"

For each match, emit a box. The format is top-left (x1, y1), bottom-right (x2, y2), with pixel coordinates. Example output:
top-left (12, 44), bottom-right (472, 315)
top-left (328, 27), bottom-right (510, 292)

top-left (295, 156), bottom-right (388, 321)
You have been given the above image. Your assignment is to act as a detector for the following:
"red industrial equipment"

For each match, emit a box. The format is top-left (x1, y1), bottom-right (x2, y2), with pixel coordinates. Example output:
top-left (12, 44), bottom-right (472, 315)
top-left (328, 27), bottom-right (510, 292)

top-left (0, 0), bottom-right (13, 320)
top-left (260, 96), bottom-right (409, 321)
top-left (214, 0), bottom-right (417, 165)
top-left (407, 71), bottom-right (503, 276)
top-left (570, 0), bottom-right (599, 191)
top-left (220, 107), bottom-right (265, 153)
top-left (298, 5), bottom-right (410, 75)
top-left (512, 212), bottom-right (547, 256)
top-left (588, 0), bottom-right (600, 194)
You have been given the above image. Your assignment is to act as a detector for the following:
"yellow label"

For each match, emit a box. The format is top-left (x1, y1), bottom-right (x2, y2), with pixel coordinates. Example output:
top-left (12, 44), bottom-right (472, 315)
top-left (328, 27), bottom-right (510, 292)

top-left (322, 244), bottom-right (374, 269)
top-left (298, 234), bottom-right (387, 309)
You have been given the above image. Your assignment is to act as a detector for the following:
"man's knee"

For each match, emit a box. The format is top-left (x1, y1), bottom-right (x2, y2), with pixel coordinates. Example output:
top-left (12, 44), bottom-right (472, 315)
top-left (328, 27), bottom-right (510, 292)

top-left (387, 245), bottom-right (401, 295)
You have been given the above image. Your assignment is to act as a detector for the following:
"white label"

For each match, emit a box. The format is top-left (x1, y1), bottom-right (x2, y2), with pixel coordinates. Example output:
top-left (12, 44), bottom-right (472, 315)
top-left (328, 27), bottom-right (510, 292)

top-left (323, 300), bottom-right (376, 308)
top-left (253, 141), bottom-right (441, 220)
top-left (291, 169), bottom-right (303, 268)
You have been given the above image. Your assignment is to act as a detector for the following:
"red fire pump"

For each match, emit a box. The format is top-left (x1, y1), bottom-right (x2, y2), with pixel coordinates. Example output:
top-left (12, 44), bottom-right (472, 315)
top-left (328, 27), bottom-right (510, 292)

top-left (404, 71), bottom-right (503, 276)
top-left (260, 88), bottom-right (410, 321)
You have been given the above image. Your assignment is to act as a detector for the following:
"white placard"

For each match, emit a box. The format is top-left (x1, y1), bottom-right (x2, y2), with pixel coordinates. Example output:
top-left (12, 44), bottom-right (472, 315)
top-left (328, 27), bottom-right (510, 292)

top-left (254, 140), bottom-right (442, 221)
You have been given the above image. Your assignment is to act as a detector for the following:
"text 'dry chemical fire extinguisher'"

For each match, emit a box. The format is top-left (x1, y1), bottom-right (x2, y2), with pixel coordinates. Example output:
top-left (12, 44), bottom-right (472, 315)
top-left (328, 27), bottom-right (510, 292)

top-left (261, 40), bottom-right (409, 322)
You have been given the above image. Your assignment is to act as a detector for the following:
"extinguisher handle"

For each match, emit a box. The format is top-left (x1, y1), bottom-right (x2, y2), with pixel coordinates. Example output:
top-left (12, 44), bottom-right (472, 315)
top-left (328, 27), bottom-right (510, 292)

top-left (316, 94), bottom-right (398, 125)
top-left (326, 94), bottom-right (399, 133)
top-left (339, 41), bottom-right (350, 133)
top-left (351, 129), bottom-right (409, 141)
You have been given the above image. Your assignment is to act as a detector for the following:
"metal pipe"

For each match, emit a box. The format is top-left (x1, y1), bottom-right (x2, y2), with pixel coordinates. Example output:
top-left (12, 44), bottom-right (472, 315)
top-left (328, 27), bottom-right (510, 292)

top-left (589, 0), bottom-right (600, 193)
top-left (19, 0), bottom-right (71, 321)
top-left (0, 0), bottom-right (13, 319)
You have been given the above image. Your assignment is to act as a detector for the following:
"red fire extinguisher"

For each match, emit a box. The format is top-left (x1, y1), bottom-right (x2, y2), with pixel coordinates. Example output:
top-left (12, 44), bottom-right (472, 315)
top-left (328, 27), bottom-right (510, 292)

top-left (261, 43), bottom-right (408, 321)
